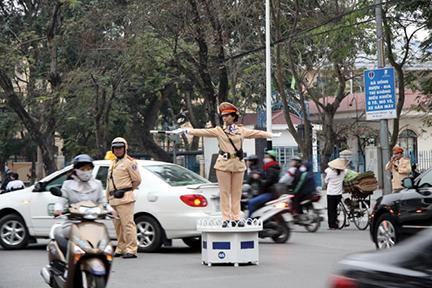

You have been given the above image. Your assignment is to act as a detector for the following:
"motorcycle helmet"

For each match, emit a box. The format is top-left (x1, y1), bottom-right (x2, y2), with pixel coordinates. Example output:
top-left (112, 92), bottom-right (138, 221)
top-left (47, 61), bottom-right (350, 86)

top-left (291, 155), bottom-right (302, 162)
top-left (265, 149), bottom-right (278, 161)
top-left (72, 154), bottom-right (94, 169)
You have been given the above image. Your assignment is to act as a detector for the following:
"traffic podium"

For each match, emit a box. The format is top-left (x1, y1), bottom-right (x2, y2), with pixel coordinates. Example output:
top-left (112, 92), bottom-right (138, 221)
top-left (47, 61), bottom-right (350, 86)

top-left (197, 218), bottom-right (262, 267)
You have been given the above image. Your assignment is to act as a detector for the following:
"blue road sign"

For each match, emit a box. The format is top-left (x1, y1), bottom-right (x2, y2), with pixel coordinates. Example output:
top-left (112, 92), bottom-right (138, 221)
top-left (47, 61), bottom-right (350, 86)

top-left (364, 67), bottom-right (397, 120)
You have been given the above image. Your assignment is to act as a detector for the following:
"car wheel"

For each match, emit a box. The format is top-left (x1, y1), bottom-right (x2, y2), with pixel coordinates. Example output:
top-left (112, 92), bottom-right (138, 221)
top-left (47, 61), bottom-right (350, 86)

top-left (135, 215), bottom-right (162, 252)
top-left (375, 213), bottom-right (398, 249)
top-left (182, 237), bottom-right (201, 249)
top-left (0, 214), bottom-right (29, 250)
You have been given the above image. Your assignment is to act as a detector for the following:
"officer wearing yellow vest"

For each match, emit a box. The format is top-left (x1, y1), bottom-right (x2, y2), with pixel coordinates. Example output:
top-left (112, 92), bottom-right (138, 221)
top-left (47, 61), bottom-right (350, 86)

top-left (106, 137), bottom-right (141, 258)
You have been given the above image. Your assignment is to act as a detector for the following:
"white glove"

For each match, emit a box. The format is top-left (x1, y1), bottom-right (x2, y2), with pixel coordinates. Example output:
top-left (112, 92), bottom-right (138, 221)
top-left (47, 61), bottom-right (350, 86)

top-left (272, 132), bottom-right (282, 138)
top-left (168, 128), bottom-right (189, 135)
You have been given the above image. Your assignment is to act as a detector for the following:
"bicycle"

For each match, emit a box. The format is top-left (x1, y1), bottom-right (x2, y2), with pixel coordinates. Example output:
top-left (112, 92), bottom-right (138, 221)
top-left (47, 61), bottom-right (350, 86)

top-left (336, 195), bottom-right (370, 230)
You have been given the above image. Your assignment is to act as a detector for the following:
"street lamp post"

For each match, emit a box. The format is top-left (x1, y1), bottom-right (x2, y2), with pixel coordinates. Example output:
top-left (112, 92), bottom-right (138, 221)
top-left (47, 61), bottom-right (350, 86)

top-left (265, 0), bottom-right (272, 150)
top-left (375, 0), bottom-right (392, 195)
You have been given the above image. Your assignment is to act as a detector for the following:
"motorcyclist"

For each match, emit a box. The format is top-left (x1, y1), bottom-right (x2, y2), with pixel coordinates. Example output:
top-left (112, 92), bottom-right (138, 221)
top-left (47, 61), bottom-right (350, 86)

top-left (244, 154), bottom-right (262, 196)
top-left (247, 150), bottom-right (281, 218)
top-left (279, 156), bottom-right (317, 219)
top-left (53, 154), bottom-right (115, 217)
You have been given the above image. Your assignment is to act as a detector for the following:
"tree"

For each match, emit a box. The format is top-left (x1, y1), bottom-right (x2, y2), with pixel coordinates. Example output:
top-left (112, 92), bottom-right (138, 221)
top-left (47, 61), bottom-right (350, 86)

top-left (0, 0), bottom-right (76, 173)
top-left (382, 2), bottom-right (428, 148)
top-left (270, 0), bottom-right (372, 169)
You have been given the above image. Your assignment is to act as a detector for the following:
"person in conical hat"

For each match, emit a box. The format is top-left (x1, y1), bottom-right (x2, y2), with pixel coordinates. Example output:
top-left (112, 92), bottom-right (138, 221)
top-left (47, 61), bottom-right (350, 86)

top-left (328, 158), bottom-right (348, 170)
top-left (325, 158), bottom-right (347, 230)
top-left (169, 102), bottom-right (281, 228)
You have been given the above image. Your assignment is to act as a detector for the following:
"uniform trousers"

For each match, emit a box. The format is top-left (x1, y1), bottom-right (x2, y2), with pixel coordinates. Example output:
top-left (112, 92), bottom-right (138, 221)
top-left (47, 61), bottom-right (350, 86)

top-left (113, 201), bottom-right (137, 255)
top-left (216, 170), bottom-right (244, 221)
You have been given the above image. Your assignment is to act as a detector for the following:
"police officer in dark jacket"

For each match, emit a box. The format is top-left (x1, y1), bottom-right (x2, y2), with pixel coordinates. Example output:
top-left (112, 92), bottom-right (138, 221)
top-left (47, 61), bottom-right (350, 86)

top-left (247, 150), bottom-right (281, 217)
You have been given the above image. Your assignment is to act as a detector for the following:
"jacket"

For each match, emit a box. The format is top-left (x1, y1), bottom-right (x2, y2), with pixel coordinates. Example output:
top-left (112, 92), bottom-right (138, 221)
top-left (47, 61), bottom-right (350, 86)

top-left (55, 175), bottom-right (109, 211)
top-left (385, 157), bottom-right (411, 190)
top-left (188, 126), bottom-right (272, 172)
top-left (106, 155), bottom-right (142, 206)
top-left (292, 163), bottom-right (317, 196)
top-left (260, 161), bottom-right (281, 195)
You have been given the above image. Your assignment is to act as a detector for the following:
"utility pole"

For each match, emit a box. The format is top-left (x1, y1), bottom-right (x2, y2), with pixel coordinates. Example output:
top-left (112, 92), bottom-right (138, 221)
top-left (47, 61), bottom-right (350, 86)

top-left (265, 0), bottom-right (272, 150)
top-left (375, 0), bottom-right (392, 195)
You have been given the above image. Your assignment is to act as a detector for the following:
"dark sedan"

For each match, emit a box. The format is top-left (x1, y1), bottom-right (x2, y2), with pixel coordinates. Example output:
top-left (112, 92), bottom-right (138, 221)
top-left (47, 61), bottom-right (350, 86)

top-left (329, 229), bottom-right (432, 288)
top-left (369, 168), bottom-right (432, 249)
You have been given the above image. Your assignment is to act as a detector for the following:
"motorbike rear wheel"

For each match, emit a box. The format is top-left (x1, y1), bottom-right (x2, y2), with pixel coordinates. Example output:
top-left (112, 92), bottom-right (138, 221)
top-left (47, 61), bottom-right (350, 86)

top-left (270, 215), bottom-right (291, 243)
top-left (303, 205), bottom-right (321, 233)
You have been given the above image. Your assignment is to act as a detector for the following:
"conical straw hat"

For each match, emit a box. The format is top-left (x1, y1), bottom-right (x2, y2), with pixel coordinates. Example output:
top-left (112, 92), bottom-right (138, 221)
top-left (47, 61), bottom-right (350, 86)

top-left (328, 158), bottom-right (348, 170)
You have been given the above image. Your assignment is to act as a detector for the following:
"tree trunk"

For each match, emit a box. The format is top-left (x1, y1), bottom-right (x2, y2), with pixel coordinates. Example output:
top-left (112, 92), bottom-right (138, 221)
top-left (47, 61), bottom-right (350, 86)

top-left (0, 70), bottom-right (57, 174)
top-left (320, 111), bottom-right (336, 172)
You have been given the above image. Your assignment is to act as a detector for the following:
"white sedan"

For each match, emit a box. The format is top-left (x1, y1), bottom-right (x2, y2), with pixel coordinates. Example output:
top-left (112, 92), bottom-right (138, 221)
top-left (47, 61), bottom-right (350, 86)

top-left (0, 160), bottom-right (220, 252)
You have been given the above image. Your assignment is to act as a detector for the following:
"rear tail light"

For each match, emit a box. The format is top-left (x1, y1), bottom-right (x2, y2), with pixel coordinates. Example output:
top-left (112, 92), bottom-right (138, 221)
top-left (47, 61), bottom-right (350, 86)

top-left (329, 275), bottom-right (358, 288)
top-left (180, 194), bottom-right (208, 207)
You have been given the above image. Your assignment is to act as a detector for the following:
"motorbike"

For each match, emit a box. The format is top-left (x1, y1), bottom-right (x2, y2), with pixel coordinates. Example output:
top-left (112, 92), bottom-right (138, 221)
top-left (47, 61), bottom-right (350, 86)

top-left (283, 192), bottom-right (323, 233)
top-left (41, 188), bottom-right (113, 288)
top-left (242, 184), bottom-right (291, 243)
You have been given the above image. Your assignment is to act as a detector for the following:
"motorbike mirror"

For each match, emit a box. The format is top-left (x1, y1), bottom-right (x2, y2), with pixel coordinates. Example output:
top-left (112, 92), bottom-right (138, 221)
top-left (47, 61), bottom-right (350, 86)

top-left (49, 187), bottom-right (62, 197)
top-left (33, 181), bottom-right (46, 192)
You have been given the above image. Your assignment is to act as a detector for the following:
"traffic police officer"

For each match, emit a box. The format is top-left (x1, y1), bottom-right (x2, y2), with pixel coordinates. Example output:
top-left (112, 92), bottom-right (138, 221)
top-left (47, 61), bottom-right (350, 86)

top-left (106, 137), bottom-right (141, 258)
top-left (171, 102), bottom-right (280, 227)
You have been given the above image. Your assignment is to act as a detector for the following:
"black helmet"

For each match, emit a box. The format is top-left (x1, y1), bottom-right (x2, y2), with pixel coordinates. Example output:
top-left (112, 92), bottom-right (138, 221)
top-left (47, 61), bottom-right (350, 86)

top-left (244, 154), bottom-right (258, 161)
top-left (72, 154), bottom-right (94, 169)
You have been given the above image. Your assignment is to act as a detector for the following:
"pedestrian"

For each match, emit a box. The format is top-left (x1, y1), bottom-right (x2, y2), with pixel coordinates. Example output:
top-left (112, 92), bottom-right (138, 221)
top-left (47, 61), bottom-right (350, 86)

top-left (5, 172), bottom-right (25, 192)
top-left (170, 102), bottom-right (280, 227)
top-left (385, 146), bottom-right (411, 193)
top-left (106, 137), bottom-right (142, 258)
top-left (247, 150), bottom-right (281, 218)
top-left (325, 158), bottom-right (348, 230)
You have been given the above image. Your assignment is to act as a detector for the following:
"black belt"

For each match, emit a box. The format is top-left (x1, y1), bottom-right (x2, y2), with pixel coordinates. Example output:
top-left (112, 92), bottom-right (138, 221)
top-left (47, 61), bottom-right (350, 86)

top-left (219, 150), bottom-right (238, 160)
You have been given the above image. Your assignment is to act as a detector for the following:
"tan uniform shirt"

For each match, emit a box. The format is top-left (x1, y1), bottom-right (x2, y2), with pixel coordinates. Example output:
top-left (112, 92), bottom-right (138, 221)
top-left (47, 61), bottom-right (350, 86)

top-left (385, 157), bottom-right (411, 190)
top-left (188, 126), bottom-right (272, 172)
top-left (106, 156), bottom-right (142, 206)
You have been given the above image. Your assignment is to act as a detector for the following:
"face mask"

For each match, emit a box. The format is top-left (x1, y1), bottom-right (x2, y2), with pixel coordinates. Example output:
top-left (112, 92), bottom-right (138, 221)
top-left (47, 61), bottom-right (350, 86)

top-left (76, 169), bottom-right (92, 182)
top-left (263, 158), bottom-right (272, 164)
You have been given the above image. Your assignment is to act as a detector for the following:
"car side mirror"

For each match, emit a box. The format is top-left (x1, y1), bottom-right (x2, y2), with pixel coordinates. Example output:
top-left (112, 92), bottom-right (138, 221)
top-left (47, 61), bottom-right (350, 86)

top-left (402, 177), bottom-right (414, 189)
top-left (49, 187), bottom-right (62, 197)
top-left (33, 181), bottom-right (46, 192)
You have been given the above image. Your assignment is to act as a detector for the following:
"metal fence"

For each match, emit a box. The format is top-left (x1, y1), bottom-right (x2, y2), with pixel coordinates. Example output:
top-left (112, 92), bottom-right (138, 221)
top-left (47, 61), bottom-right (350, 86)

top-left (417, 150), bottom-right (432, 172)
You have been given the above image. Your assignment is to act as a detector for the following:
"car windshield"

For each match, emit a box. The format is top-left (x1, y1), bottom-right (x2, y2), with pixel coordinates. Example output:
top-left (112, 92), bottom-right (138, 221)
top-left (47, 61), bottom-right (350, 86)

top-left (144, 165), bottom-right (209, 187)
